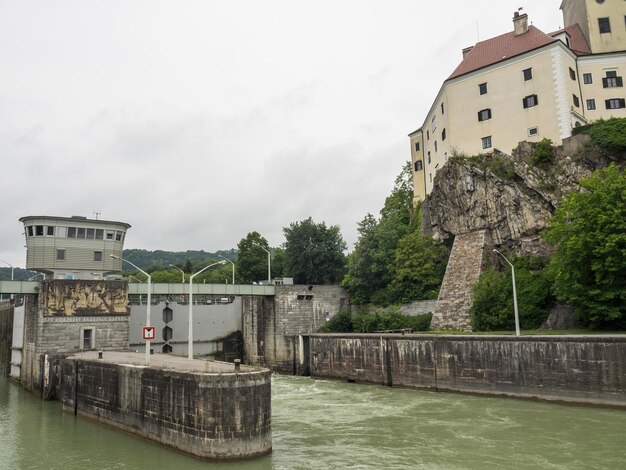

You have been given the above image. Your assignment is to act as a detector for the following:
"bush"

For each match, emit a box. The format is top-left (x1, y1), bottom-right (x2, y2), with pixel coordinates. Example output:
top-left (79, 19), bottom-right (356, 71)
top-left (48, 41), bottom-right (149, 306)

top-left (352, 306), bottom-right (432, 333)
top-left (531, 138), bottom-right (555, 168)
top-left (470, 258), bottom-right (555, 331)
top-left (586, 118), bottom-right (626, 154)
top-left (320, 308), bottom-right (353, 333)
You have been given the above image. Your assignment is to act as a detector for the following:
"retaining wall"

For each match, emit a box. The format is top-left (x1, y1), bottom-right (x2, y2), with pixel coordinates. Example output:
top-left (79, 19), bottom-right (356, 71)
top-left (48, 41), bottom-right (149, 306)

top-left (60, 353), bottom-right (272, 460)
top-left (308, 334), bottom-right (626, 407)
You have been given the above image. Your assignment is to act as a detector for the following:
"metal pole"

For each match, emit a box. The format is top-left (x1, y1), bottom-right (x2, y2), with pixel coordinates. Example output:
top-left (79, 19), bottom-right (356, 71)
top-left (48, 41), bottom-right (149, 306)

top-left (252, 244), bottom-right (271, 284)
top-left (188, 260), bottom-right (226, 360)
top-left (169, 264), bottom-right (185, 284)
top-left (111, 255), bottom-right (152, 364)
top-left (218, 255), bottom-right (235, 284)
top-left (493, 249), bottom-right (520, 336)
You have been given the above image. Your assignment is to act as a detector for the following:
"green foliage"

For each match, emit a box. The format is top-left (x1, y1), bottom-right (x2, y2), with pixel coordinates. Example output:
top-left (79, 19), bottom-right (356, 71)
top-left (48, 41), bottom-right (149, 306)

top-left (236, 232), bottom-right (271, 283)
top-left (122, 248), bottom-right (236, 273)
top-left (320, 308), bottom-right (353, 332)
top-left (470, 258), bottom-right (555, 331)
top-left (283, 217), bottom-right (347, 284)
top-left (342, 163), bottom-right (419, 305)
top-left (531, 138), bottom-right (555, 168)
top-left (389, 231), bottom-right (449, 303)
top-left (321, 307), bottom-right (432, 333)
top-left (544, 164), bottom-right (626, 329)
top-left (586, 118), bottom-right (626, 154)
top-left (352, 306), bottom-right (432, 333)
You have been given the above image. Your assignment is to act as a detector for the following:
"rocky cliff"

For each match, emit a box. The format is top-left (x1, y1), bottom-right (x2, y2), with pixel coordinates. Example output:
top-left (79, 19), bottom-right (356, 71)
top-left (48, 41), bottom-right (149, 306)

top-left (421, 134), bottom-right (618, 257)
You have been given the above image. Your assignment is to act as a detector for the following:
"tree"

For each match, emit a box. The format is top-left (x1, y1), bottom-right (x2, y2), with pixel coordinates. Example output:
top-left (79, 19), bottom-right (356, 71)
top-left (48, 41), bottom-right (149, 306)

top-left (544, 164), bottom-right (626, 328)
top-left (342, 163), bottom-right (417, 304)
top-left (283, 217), bottom-right (347, 284)
top-left (236, 232), bottom-right (271, 283)
top-left (389, 230), bottom-right (449, 303)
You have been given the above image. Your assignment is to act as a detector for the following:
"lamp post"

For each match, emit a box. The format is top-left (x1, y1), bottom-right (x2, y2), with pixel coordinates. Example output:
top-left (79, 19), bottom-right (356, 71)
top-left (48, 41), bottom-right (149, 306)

top-left (493, 249), bottom-right (520, 336)
top-left (252, 243), bottom-right (271, 285)
top-left (188, 260), bottom-right (226, 360)
top-left (168, 264), bottom-right (185, 284)
top-left (218, 255), bottom-right (235, 284)
top-left (0, 259), bottom-right (15, 300)
top-left (111, 255), bottom-right (152, 364)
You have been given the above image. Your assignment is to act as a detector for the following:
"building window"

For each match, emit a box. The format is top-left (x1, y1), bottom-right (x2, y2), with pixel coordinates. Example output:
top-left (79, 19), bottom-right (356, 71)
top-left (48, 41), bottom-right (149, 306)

top-left (27, 226), bottom-right (34, 237)
top-left (583, 73), bottom-right (593, 84)
top-left (46, 226), bottom-right (54, 236)
top-left (606, 98), bottom-right (626, 109)
top-left (441, 103), bottom-right (445, 114)
top-left (442, 128), bottom-right (446, 141)
top-left (479, 82), bottom-right (487, 95)
top-left (94, 251), bottom-right (103, 262)
top-left (106, 231), bottom-right (114, 240)
top-left (116, 232), bottom-right (123, 241)
top-left (431, 116), bottom-right (437, 132)
top-left (35, 225), bottom-right (44, 236)
top-left (482, 136), bottom-right (492, 149)
top-left (598, 17), bottom-right (611, 33)
top-left (427, 151), bottom-right (431, 164)
top-left (587, 99), bottom-right (596, 110)
top-left (429, 173), bottom-right (432, 183)
top-left (478, 108), bottom-right (492, 121)
top-left (528, 127), bottom-right (539, 136)
top-left (523, 94), bottom-right (539, 108)
top-left (414, 142), bottom-right (420, 152)
top-left (95, 229), bottom-right (104, 240)
top-left (603, 72), bottom-right (623, 88)
top-left (523, 68), bottom-right (532, 81)
top-left (434, 141), bottom-right (438, 152)
top-left (426, 130), bottom-right (429, 140)
top-left (86, 228), bottom-right (95, 240)
top-left (573, 94), bottom-right (580, 107)
top-left (77, 227), bottom-right (85, 239)
top-left (57, 249), bottom-right (65, 261)
top-left (569, 68), bottom-right (577, 80)
top-left (414, 160), bottom-right (423, 172)
top-left (81, 328), bottom-right (94, 350)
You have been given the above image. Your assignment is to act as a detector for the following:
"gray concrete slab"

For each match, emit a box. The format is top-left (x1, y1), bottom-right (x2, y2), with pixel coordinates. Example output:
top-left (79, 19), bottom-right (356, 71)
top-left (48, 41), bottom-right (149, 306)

top-left (66, 350), bottom-right (260, 373)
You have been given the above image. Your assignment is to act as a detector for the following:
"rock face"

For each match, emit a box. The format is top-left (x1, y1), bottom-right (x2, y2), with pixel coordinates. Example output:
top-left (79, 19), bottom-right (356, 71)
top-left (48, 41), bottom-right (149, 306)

top-left (421, 135), bottom-right (614, 258)
top-left (422, 135), bottom-right (621, 329)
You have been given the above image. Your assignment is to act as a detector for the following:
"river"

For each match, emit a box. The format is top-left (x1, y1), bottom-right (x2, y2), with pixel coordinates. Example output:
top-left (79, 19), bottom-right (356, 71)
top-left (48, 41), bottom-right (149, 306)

top-left (1, 374), bottom-right (625, 469)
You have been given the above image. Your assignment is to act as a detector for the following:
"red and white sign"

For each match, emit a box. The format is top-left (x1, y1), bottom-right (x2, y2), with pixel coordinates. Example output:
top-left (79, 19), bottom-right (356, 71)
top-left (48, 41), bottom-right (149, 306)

top-left (142, 326), bottom-right (156, 341)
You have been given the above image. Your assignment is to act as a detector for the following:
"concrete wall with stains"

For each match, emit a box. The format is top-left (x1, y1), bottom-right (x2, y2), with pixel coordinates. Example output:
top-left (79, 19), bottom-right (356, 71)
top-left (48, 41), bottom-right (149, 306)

top-left (308, 334), bottom-right (626, 408)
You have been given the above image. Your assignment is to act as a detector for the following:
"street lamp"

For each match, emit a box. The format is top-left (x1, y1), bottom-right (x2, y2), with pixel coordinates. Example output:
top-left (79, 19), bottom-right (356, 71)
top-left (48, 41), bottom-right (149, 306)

top-left (0, 259), bottom-right (15, 300)
top-left (111, 255), bottom-right (152, 364)
top-left (493, 249), bottom-right (520, 336)
top-left (252, 242), bottom-right (271, 285)
top-left (188, 260), bottom-right (226, 360)
top-left (168, 264), bottom-right (185, 284)
top-left (218, 255), bottom-right (235, 284)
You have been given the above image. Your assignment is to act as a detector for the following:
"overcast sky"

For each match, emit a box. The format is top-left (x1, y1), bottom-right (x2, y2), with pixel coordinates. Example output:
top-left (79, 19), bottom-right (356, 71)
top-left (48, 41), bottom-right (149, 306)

top-left (0, 1), bottom-right (564, 267)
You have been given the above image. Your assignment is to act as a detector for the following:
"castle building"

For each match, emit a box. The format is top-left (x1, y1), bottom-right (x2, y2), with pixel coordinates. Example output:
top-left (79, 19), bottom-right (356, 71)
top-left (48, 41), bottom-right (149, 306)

top-left (19, 215), bottom-right (131, 280)
top-left (410, 0), bottom-right (626, 203)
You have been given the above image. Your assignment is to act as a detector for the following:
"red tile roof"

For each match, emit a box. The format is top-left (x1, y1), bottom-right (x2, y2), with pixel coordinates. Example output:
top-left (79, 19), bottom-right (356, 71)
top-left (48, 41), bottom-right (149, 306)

top-left (549, 24), bottom-right (591, 55)
top-left (447, 22), bottom-right (593, 80)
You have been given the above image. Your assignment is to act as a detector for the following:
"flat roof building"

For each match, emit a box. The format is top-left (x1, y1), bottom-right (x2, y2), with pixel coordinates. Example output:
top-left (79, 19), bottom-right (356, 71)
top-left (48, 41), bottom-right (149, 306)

top-left (19, 215), bottom-right (131, 280)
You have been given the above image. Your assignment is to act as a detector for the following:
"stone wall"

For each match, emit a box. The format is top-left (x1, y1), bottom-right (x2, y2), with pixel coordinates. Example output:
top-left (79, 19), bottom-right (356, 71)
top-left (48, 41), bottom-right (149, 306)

top-left (60, 355), bottom-right (272, 460)
top-left (307, 334), bottom-right (626, 407)
top-left (0, 301), bottom-right (13, 378)
top-left (400, 300), bottom-right (437, 316)
top-left (20, 280), bottom-right (130, 398)
top-left (432, 230), bottom-right (493, 330)
top-left (242, 285), bottom-right (347, 373)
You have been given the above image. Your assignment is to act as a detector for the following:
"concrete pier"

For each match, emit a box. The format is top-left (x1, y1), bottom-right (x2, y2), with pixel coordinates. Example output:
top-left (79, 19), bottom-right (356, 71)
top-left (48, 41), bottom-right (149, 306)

top-left (60, 352), bottom-right (272, 460)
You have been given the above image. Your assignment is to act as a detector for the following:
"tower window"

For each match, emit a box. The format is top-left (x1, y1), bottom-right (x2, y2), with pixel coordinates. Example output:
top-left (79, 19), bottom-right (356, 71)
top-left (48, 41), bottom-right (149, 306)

top-left (479, 82), bottom-right (488, 95)
top-left (523, 68), bottom-right (532, 81)
top-left (523, 94), bottom-right (539, 108)
top-left (598, 17), bottom-right (611, 33)
top-left (482, 136), bottom-right (492, 149)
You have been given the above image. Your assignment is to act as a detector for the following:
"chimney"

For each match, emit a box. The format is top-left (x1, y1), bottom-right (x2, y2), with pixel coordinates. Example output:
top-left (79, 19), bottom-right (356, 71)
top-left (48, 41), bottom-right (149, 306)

top-left (462, 46), bottom-right (474, 58)
top-left (513, 11), bottom-right (529, 36)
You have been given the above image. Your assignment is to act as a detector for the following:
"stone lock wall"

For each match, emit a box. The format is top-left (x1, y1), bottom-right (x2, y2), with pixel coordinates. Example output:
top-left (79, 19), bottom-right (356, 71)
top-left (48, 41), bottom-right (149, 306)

top-left (60, 357), bottom-right (272, 460)
top-left (0, 301), bottom-right (13, 378)
top-left (20, 280), bottom-right (130, 397)
top-left (242, 285), bottom-right (347, 373)
top-left (308, 334), bottom-right (626, 407)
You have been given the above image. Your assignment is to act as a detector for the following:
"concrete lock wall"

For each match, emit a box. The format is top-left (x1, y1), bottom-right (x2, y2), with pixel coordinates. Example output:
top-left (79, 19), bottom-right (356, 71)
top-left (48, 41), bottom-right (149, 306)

top-left (308, 334), bottom-right (626, 407)
top-left (0, 301), bottom-right (13, 378)
top-left (60, 357), bottom-right (272, 460)
top-left (242, 285), bottom-right (347, 373)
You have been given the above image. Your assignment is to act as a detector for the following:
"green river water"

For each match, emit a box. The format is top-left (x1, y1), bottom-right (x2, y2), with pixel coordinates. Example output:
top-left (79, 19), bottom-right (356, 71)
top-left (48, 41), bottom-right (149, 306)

top-left (1, 374), bottom-right (625, 469)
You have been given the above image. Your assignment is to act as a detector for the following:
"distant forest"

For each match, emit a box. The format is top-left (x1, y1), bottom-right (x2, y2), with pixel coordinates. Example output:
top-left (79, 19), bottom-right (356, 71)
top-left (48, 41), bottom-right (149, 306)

top-left (0, 249), bottom-right (238, 280)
